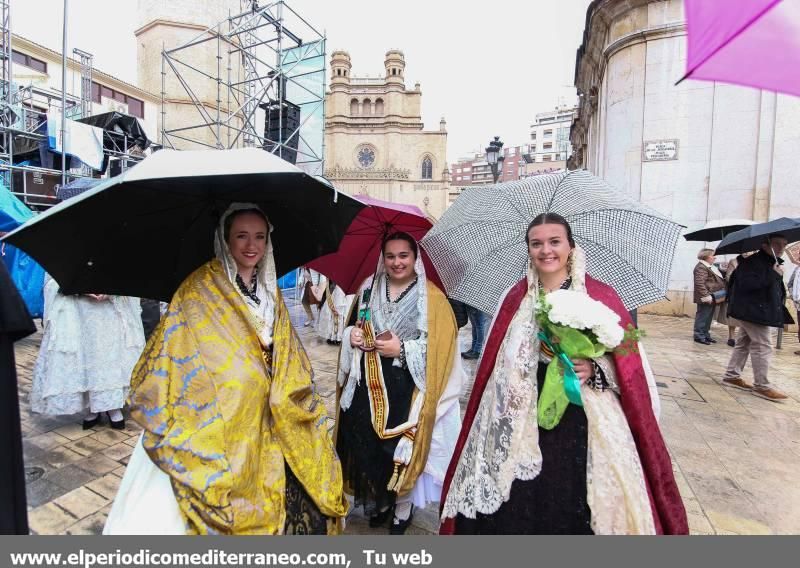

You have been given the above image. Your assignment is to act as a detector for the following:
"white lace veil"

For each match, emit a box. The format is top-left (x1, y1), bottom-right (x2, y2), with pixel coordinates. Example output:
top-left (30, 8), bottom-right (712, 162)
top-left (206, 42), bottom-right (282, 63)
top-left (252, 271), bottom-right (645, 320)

top-left (214, 202), bottom-right (277, 346)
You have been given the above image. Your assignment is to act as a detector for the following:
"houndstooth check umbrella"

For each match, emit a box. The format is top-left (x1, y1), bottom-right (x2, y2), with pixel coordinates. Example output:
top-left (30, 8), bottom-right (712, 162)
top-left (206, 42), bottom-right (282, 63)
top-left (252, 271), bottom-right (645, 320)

top-left (420, 170), bottom-right (684, 315)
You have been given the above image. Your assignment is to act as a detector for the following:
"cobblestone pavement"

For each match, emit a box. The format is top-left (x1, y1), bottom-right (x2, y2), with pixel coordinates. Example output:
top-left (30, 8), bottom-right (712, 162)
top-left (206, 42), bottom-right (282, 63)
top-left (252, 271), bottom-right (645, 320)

top-left (13, 301), bottom-right (800, 535)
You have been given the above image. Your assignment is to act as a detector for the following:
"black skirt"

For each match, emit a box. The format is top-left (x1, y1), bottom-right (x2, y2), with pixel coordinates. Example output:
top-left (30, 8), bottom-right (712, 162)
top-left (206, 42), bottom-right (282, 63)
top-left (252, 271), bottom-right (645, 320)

top-left (454, 361), bottom-right (593, 534)
top-left (336, 354), bottom-right (415, 516)
top-left (283, 462), bottom-right (328, 535)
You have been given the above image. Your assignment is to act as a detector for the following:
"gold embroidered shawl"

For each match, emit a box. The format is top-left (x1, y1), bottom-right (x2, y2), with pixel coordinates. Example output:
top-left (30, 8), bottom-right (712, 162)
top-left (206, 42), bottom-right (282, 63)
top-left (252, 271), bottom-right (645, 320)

top-left (335, 281), bottom-right (457, 496)
top-left (129, 259), bottom-right (348, 534)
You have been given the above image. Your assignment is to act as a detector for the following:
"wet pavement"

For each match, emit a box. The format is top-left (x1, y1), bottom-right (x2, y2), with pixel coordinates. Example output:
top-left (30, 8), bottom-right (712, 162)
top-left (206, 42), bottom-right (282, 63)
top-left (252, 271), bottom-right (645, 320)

top-left (14, 299), bottom-right (800, 534)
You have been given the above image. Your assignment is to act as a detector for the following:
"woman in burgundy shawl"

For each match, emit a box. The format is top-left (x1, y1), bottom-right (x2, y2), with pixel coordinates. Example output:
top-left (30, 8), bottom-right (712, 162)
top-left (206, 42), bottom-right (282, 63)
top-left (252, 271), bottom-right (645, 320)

top-left (439, 214), bottom-right (687, 535)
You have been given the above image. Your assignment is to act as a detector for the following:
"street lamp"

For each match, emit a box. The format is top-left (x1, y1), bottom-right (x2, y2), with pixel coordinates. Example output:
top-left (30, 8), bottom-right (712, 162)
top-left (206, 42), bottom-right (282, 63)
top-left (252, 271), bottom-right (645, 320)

top-left (485, 136), bottom-right (505, 183)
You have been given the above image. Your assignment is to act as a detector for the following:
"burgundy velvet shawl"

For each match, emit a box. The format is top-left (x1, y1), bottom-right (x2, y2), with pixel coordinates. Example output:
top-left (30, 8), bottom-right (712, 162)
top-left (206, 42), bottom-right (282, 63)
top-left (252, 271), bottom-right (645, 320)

top-left (439, 276), bottom-right (688, 535)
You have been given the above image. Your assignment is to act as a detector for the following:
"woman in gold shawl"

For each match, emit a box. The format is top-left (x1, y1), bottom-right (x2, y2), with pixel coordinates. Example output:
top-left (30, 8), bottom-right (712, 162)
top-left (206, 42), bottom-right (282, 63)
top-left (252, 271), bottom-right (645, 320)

top-left (104, 203), bottom-right (348, 535)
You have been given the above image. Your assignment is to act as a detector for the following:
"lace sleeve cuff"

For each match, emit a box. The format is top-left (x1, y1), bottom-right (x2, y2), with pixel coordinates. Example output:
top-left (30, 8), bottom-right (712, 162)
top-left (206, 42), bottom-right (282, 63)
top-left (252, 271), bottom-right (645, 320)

top-left (589, 355), bottom-right (619, 394)
top-left (402, 337), bottom-right (427, 393)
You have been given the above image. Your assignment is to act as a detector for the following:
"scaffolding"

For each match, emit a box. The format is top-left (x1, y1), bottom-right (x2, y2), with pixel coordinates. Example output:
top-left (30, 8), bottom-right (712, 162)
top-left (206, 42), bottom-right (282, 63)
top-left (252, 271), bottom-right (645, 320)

top-left (72, 48), bottom-right (92, 120)
top-left (160, 0), bottom-right (327, 176)
top-left (1, 0), bottom-right (12, 191)
top-left (0, 0), bottom-right (149, 210)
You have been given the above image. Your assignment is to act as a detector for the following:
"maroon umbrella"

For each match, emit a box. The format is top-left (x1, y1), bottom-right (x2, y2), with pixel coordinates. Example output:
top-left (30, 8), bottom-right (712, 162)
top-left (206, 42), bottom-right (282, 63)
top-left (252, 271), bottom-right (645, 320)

top-left (307, 195), bottom-right (443, 294)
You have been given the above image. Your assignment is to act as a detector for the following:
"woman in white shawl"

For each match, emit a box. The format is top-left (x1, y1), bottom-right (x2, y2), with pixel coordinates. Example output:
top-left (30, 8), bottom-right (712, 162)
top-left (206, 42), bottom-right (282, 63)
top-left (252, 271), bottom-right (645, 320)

top-left (31, 277), bottom-right (144, 429)
top-left (335, 232), bottom-right (464, 534)
top-left (317, 280), bottom-right (355, 345)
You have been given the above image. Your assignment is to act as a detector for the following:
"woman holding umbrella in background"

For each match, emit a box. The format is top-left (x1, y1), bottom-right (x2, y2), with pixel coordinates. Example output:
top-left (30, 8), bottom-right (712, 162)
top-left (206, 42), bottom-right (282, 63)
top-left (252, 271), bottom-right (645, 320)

top-left (104, 203), bottom-right (348, 535)
top-left (335, 231), bottom-right (464, 535)
top-left (439, 213), bottom-right (687, 534)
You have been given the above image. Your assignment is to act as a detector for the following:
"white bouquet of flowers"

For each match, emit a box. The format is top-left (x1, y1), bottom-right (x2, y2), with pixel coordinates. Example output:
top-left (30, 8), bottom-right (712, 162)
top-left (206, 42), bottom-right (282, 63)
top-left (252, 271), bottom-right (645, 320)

top-left (535, 289), bottom-right (628, 429)
top-left (544, 289), bottom-right (625, 349)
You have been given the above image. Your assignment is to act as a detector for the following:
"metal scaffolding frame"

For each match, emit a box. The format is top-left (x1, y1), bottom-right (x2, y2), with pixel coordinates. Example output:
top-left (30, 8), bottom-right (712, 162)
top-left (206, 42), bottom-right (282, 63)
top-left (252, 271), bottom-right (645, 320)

top-left (160, 0), bottom-right (327, 175)
top-left (0, 0), bottom-right (147, 210)
top-left (72, 48), bottom-right (92, 120)
top-left (0, 0), bottom-right (13, 192)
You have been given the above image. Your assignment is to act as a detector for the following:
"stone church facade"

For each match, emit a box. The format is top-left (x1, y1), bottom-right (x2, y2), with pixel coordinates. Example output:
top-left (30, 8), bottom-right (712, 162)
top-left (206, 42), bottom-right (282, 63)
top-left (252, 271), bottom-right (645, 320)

top-left (324, 50), bottom-right (449, 219)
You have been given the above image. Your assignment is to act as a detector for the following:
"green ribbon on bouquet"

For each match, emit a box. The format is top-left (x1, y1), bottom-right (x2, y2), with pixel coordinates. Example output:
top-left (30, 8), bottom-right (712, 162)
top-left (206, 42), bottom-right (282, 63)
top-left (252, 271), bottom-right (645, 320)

top-left (536, 324), bottom-right (607, 430)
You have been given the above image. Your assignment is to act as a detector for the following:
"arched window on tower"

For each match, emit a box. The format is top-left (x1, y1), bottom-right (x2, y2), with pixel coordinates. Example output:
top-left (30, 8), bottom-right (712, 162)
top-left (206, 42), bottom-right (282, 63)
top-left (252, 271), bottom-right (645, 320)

top-left (375, 98), bottom-right (384, 116)
top-left (363, 98), bottom-right (372, 115)
top-left (350, 98), bottom-right (359, 116)
top-left (421, 156), bottom-right (433, 179)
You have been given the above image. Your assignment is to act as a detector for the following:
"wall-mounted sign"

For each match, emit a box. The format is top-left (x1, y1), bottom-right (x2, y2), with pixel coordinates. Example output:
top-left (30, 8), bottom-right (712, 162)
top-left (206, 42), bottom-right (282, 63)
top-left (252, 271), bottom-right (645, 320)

top-left (643, 139), bottom-right (679, 162)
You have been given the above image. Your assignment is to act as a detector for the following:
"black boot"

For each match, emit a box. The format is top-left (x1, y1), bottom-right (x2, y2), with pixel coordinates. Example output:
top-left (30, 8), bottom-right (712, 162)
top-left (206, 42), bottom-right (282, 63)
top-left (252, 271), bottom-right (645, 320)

top-left (369, 505), bottom-right (395, 528)
top-left (389, 505), bottom-right (414, 535)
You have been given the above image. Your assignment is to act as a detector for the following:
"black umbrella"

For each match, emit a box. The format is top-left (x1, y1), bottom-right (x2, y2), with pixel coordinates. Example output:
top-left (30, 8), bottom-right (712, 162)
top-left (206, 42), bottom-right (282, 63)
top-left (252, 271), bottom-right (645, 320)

top-left (715, 217), bottom-right (800, 255)
top-left (1, 148), bottom-right (365, 302)
top-left (683, 219), bottom-right (753, 242)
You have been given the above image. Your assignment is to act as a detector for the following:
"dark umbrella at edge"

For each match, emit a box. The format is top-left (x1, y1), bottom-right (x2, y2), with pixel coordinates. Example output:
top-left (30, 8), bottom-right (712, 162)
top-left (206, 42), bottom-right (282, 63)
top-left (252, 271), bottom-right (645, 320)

top-left (715, 217), bottom-right (800, 255)
top-left (683, 222), bottom-right (753, 242)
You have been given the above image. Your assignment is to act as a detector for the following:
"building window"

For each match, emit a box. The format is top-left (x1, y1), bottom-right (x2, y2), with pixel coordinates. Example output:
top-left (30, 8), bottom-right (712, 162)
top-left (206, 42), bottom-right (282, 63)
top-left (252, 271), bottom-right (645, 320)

top-left (356, 144), bottom-right (376, 169)
top-left (463, 175), bottom-right (470, 180)
top-left (350, 98), bottom-right (359, 116)
top-left (543, 129), bottom-right (553, 137)
top-left (375, 98), bottom-right (384, 115)
top-left (421, 157), bottom-right (433, 179)
top-left (363, 98), bottom-right (372, 115)
top-left (12, 50), bottom-right (47, 73)
top-left (543, 155), bottom-right (552, 162)
top-left (127, 98), bottom-right (144, 119)
top-left (91, 81), bottom-right (145, 118)
top-left (530, 132), bottom-right (536, 140)
top-left (543, 142), bottom-right (553, 150)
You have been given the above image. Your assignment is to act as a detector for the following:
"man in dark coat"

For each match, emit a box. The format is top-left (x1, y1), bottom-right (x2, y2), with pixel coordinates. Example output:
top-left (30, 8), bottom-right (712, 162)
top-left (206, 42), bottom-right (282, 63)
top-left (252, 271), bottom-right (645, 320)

top-left (692, 248), bottom-right (726, 344)
top-left (722, 234), bottom-right (790, 401)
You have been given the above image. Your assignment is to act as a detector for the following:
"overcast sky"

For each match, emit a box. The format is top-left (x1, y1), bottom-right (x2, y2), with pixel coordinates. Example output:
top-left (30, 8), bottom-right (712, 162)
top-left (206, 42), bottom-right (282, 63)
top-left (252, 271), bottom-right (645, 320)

top-left (12, 0), bottom-right (593, 163)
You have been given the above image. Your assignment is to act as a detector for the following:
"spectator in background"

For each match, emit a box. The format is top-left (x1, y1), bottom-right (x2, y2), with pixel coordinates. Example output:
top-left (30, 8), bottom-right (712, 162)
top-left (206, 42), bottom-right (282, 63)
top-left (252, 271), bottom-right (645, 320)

top-left (461, 304), bottom-right (490, 360)
top-left (31, 275), bottom-right (145, 429)
top-left (300, 267), bottom-right (325, 327)
top-left (788, 253), bottom-right (800, 356)
top-left (448, 298), bottom-right (469, 331)
top-left (721, 253), bottom-right (752, 347)
top-left (692, 248), bottom-right (725, 345)
top-left (317, 280), bottom-right (354, 345)
top-left (722, 235), bottom-right (790, 402)
top-left (139, 298), bottom-right (162, 341)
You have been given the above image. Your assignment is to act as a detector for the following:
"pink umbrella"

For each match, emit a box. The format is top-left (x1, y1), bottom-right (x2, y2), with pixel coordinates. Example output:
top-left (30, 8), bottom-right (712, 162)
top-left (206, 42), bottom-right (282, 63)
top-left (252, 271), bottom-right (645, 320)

top-left (307, 195), bottom-right (443, 294)
top-left (680, 0), bottom-right (800, 97)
